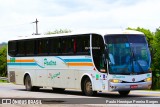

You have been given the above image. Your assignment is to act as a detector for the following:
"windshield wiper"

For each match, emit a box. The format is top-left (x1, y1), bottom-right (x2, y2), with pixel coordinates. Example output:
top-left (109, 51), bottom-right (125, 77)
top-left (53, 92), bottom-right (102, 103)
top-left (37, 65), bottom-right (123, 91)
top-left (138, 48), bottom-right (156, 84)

top-left (131, 49), bottom-right (145, 74)
top-left (125, 36), bottom-right (144, 74)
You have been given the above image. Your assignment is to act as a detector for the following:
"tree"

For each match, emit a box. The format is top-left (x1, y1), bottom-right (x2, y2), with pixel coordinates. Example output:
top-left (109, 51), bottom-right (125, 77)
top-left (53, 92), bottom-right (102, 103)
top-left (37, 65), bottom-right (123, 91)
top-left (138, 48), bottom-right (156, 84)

top-left (45, 29), bottom-right (71, 35)
top-left (151, 27), bottom-right (160, 89)
top-left (0, 46), bottom-right (7, 77)
top-left (152, 27), bottom-right (160, 72)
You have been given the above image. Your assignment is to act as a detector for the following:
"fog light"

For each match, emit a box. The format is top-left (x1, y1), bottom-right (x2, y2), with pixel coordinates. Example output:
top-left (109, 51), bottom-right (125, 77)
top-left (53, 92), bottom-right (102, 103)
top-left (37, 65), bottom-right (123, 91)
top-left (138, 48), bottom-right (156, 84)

top-left (144, 77), bottom-right (152, 82)
top-left (110, 79), bottom-right (122, 83)
top-left (110, 86), bottom-right (117, 89)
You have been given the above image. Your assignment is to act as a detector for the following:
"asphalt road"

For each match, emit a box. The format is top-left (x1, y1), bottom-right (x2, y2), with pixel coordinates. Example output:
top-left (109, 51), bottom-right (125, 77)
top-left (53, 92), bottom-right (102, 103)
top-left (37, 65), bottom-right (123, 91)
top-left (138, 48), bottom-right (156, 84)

top-left (0, 83), bottom-right (160, 107)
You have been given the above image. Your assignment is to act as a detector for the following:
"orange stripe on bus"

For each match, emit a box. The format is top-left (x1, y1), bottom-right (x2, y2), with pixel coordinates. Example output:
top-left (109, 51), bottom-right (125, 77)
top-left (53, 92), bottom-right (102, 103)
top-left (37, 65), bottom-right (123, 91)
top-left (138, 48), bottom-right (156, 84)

top-left (7, 59), bottom-right (35, 62)
top-left (17, 59), bottom-right (35, 62)
top-left (68, 63), bottom-right (93, 66)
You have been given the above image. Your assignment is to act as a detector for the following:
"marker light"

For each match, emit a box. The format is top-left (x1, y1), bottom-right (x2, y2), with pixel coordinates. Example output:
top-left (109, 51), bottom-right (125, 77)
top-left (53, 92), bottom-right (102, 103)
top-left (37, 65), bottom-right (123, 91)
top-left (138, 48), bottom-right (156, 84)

top-left (144, 77), bottom-right (152, 82)
top-left (100, 69), bottom-right (106, 73)
top-left (109, 79), bottom-right (122, 83)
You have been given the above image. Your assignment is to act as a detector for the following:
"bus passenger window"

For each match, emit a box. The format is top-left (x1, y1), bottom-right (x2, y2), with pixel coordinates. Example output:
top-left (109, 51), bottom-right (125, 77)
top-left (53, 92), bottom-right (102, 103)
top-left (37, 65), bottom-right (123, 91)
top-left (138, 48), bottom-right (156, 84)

top-left (26, 40), bottom-right (35, 56)
top-left (17, 41), bottom-right (25, 56)
top-left (61, 38), bottom-right (67, 54)
top-left (49, 37), bottom-right (61, 55)
top-left (8, 41), bottom-right (17, 57)
top-left (76, 35), bottom-right (90, 55)
top-left (67, 37), bottom-right (74, 54)
top-left (37, 39), bottom-right (48, 55)
top-left (73, 38), bottom-right (77, 53)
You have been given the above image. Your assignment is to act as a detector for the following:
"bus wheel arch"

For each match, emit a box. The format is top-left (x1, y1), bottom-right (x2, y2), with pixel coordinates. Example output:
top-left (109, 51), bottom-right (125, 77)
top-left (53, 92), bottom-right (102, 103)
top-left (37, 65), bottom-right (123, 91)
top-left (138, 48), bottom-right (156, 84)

top-left (81, 75), bottom-right (97, 96)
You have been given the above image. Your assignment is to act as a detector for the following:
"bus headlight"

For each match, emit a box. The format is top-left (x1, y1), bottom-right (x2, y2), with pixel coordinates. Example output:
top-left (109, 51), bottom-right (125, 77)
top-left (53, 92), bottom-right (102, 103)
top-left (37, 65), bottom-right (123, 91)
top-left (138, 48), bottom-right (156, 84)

top-left (144, 77), bottom-right (152, 82)
top-left (109, 79), bottom-right (122, 83)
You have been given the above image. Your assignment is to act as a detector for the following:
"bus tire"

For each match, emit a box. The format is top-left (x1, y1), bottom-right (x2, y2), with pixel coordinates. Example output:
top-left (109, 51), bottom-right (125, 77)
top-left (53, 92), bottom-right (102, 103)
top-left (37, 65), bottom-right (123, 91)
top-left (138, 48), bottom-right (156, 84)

top-left (118, 91), bottom-right (130, 96)
top-left (83, 78), bottom-right (97, 96)
top-left (25, 75), bottom-right (40, 91)
top-left (25, 75), bottom-right (33, 91)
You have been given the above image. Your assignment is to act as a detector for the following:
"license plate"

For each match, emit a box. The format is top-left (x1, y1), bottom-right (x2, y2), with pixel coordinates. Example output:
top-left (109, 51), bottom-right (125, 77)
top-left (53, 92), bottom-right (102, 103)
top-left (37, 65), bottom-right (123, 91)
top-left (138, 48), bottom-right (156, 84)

top-left (130, 85), bottom-right (138, 89)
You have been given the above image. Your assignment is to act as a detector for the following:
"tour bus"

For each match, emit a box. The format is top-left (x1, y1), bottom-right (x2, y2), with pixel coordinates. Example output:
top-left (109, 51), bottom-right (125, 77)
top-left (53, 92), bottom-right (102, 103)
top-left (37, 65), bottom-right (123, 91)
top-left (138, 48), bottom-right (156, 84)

top-left (7, 30), bottom-right (152, 96)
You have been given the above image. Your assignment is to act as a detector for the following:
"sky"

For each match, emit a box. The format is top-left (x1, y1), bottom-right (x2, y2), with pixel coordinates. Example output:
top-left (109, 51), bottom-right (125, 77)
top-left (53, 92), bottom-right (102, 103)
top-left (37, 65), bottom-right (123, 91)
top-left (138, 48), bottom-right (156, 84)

top-left (0, 0), bottom-right (160, 43)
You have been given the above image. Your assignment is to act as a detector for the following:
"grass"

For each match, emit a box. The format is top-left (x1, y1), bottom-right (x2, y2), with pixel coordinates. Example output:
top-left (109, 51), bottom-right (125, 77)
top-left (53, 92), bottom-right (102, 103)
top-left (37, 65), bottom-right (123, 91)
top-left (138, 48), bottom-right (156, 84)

top-left (149, 89), bottom-right (160, 91)
top-left (0, 80), bottom-right (8, 83)
top-left (143, 89), bottom-right (160, 91)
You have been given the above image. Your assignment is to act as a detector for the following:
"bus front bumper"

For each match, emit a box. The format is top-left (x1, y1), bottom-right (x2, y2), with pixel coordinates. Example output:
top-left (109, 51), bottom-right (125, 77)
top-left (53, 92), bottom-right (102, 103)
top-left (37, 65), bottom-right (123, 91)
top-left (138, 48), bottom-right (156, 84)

top-left (109, 82), bottom-right (152, 91)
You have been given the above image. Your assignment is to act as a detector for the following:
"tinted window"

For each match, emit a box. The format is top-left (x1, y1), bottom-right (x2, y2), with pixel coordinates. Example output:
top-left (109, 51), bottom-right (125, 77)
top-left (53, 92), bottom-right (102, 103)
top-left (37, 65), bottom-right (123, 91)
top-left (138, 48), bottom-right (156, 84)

top-left (49, 37), bottom-right (61, 55)
top-left (92, 34), bottom-right (105, 72)
top-left (49, 35), bottom-right (90, 55)
top-left (106, 35), bottom-right (128, 44)
top-left (66, 37), bottom-right (74, 54)
top-left (37, 39), bottom-right (48, 55)
top-left (61, 37), bottom-right (68, 54)
top-left (105, 34), bottom-right (146, 44)
top-left (17, 41), bottom-right (25, 56)
top-left (8, 41), bottom-right (17, 57)
top-left (26, 40), bottom-right (35, 56)
top-left (8, 34), bottom-right (91, 57)
top-left (128, 35), bottom-right (146, 43)
top-left (76, 35), bottom-right (90, 55)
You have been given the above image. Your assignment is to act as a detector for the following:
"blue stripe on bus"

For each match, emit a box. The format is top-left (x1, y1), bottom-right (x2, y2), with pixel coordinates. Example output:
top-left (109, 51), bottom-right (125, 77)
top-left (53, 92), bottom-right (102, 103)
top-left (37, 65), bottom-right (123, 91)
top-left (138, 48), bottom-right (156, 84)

top-left (63, 59), bottom-right (92, 62)
top-left (7, 63), bottom-right (37, 66)
top-left (55, 56), bottom-right (67, 63)
top-left (8, 62), bottom-right (45, 68)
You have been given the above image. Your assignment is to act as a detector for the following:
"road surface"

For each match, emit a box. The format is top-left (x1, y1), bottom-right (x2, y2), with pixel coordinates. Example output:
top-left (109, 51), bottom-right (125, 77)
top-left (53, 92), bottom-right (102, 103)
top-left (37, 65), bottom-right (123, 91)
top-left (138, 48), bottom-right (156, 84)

top-left (0, 83), bottom-right (160, 107)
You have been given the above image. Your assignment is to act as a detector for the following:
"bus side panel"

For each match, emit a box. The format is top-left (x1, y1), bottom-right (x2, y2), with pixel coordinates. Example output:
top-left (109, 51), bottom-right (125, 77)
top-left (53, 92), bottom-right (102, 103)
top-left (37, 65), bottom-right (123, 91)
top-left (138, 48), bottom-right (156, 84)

top-left (62, 69), bottom-right (76, 89)
top-left (15, 69), bottom-right (24, 85)
top-left (35, 69), bottom-right (47, 86)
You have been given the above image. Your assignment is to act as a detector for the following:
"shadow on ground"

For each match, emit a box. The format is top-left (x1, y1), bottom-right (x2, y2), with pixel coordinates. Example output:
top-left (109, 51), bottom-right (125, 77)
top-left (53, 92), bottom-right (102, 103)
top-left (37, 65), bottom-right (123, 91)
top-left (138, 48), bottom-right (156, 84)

top-left (15, 88), bottom-right (154, 98)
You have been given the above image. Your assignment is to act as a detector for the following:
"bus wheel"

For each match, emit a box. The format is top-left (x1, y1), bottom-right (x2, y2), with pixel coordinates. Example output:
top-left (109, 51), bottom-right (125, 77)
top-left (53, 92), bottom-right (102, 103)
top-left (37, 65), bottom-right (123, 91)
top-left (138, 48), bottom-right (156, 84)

top-left (118, 91), bottom-right (130, 96)
top-left (52, 88), bottom-right (65, 93)
top-left (25, 75), bottom-right (39, 91)
top-left (25, 75), bottom-right (33, 91)
top-left (83, 78), bottom-right (97, 96)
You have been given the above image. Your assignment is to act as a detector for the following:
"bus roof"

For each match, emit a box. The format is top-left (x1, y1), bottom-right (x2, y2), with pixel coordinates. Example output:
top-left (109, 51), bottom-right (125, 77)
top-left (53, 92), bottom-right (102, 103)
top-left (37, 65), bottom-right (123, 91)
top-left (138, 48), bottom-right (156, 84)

top-left (8, 29), bottom-right (144, 41)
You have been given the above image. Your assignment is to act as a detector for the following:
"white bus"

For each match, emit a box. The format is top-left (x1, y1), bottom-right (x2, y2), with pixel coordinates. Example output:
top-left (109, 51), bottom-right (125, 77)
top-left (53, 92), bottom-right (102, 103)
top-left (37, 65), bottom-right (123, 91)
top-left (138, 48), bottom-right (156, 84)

top-left (7, 30), bottom-right (152, 96)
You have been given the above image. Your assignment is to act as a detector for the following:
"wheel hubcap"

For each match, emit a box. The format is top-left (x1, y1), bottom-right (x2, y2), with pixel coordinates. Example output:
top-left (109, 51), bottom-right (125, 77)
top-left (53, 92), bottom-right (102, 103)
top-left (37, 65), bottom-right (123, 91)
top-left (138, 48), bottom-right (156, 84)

top-left (86, 81), bottom-right (91, 93)
top-left (26, 77), bottom-right (31, 90)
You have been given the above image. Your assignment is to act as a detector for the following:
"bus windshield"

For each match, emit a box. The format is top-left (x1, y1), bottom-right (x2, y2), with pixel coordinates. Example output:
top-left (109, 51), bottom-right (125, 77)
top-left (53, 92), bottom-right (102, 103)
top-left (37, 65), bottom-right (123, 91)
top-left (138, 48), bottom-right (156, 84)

top-left (105, 34), bottom-right (151, 75)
